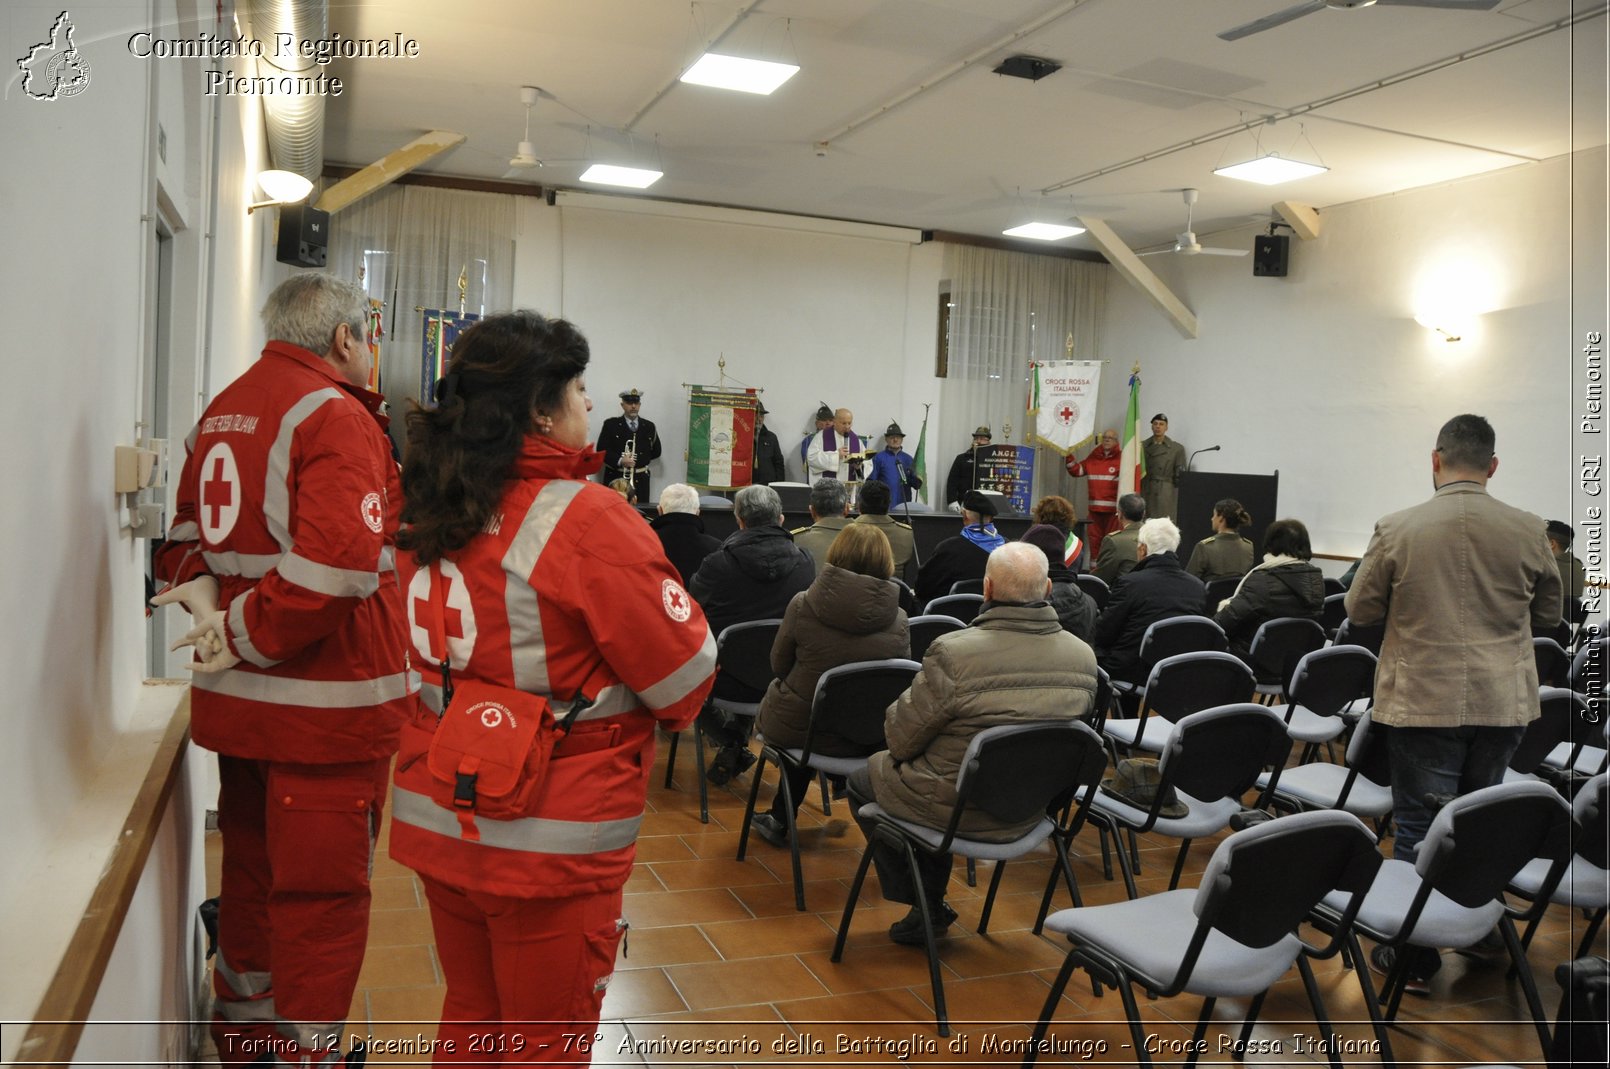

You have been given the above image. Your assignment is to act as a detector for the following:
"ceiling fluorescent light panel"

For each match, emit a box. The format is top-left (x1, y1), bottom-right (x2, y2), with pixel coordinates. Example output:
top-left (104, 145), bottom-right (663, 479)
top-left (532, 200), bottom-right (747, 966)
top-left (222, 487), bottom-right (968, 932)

top-left (1002, 222), bottom-right (1085, 241)
top-left (1213, 154), bottom-right (1328, 185)
top-left (680, 52), bottom-right (799, 95)
top-left (579, 164), bottom-right (664, 189)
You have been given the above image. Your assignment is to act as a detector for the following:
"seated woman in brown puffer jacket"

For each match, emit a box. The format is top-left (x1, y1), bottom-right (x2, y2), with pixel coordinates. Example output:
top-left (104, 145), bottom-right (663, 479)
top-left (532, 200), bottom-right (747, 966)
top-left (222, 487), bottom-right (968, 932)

top-left (750, 524), bottom-right (910, 845)
top-left (1213, 517), bottom-right (1326, 661)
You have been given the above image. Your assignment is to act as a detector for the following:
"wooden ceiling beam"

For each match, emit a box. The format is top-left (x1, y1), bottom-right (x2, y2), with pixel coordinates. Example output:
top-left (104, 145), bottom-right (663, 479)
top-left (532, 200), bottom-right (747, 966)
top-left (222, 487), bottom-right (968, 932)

top-left (1078, 217), bottom-right (1198, 340)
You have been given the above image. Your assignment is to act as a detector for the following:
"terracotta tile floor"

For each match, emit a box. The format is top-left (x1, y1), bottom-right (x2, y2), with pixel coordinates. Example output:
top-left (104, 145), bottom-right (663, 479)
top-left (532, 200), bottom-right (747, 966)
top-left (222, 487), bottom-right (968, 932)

top-left (198, 735), bottom-right (1605, 1067)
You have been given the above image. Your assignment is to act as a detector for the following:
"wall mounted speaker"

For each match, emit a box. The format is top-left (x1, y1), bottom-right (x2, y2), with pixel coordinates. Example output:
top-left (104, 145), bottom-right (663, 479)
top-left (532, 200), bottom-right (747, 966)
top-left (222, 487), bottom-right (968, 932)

top-left (1252, 234), bottom-right (1289, 277)
top-left (276, 204), bottom-right (329, 268)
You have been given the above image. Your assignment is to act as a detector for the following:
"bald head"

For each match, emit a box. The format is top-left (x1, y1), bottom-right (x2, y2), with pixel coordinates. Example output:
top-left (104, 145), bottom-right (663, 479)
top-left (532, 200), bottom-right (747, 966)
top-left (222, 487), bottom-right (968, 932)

top-left (984, 542), bottom-right (1052, 605)
top-left (833, 408), bottom-right (854, 435)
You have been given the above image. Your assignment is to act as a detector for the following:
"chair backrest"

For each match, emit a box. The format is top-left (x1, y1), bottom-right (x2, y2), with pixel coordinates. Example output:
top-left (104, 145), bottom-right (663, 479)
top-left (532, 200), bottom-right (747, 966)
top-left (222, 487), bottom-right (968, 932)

top-left (1320, 592), bottom-right (1348, 634)
top-left (715, 619), bottom-right (785, 696)
top-left (1286, 644), bottom-right (1377, 719)
top-left (698, 494), bottom-right (734, 510)
top-left (907, 614), bottom-right (966, 662)
top-left (1138, 615), bottom-right (1228, 670)
top-left (1341, 708), bottom-right (1394, 787)
top-left (1332, 617), bottom-right (1384, 657)
top-left (769, 482), bottom-right (812, 512)
top-left (1202, 576), bottom-right (1239, 615)
top-left (1159, 704), bottom-right (1293, 808)
top-left (952, 720), bottom-right (1109, 831)
top-left (949, 577), bottom-right (985, 596)
top-left (1075, 573), bottom-right (1110, 610)
top-left (1195, 809), bottom-right (1381, 950)
top-left (1572, 773), bottom-right (1609, 870)
top-left (1142, 652), bottom-right (1257, 724)
top-left (1089, 666), bottom-right (1114, 730)
top-left (805, 658), bottom-right (921, 758)
top-left (1417, 780), bottom-right (1572, 909)
top-left (1322, 576), bottom-right (1346, 597)
top-left (1509, 687), bottom-right (1580, 774)
top-left (923, 592), bottom-right (985, 623)
top-left (1533, 637), bottom-right (1571, 688)
top-left (1246, 617), bottom-right (1328, 687)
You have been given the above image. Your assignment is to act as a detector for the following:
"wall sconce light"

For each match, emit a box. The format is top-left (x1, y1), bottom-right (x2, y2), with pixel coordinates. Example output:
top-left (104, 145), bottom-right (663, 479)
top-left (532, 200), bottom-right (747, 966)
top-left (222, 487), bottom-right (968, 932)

top-left (1414, 312), bottom-right (1466, 343)
top-left (248, 169), bottom-right (314, 214)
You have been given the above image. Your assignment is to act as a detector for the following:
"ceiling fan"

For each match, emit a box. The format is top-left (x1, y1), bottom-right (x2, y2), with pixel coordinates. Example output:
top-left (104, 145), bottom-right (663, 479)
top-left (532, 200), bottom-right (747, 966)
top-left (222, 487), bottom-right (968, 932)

top-left (502, 85), bottom-right (545, 178)
top-left (1218, 0), bottom-right (1501, 42)
top-left (1139, 189), bottom-right (1250, 258)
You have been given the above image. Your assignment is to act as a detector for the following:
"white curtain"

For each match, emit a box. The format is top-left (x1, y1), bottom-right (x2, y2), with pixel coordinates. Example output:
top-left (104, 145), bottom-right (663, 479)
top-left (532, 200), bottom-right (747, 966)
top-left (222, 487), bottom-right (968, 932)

top-left (939, 244), bottom-right (1106, 505)
top-left (328, 184), bottom-right (517, 415)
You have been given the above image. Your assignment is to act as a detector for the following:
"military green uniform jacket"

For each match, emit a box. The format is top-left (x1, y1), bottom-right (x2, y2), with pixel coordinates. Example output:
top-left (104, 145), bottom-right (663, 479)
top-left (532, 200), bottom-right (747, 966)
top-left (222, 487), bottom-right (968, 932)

top-left (854, 512), bottom-right (917, 585)
top-left (1142, 435), bottom-right (1186, 521)
top-left (1555, 549), bottom-right (1586, 601)
top-left (1093, 521), bottom-right (1142, 585)
top-left (1186, 531), bottom-right (1254, 583)
top-left (791, 514), bottom-right (853, 573)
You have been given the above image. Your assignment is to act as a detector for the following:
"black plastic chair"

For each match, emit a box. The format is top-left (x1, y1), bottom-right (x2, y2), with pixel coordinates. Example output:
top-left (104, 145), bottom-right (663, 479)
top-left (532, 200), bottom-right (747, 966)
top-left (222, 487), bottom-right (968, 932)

top-left (1091, 703), bottom-right (1293, 898)
top-left (664, 619), bottom-right (782, 823)
top-left (1312, 781), bottom-right (1572, 1064)
top-left (1320, 592), bottom-right (1348, 637)
top-left (736, 658), bottom-right (920, 911)
top-left (1030, 809), bottom-right (1381, 1069)
top-left (1506, 688), bottom-right (1587, 784)
top-left (1202, 576), bottom-right (1239, 615)
top-left (1267, 644), bottom-right (1376, 763)
top-left (907, 613), bottom-right (966, 662)
top-left (831, 720), bottom-right (1108, 1037)
top-left (1075, 573), bottom-right (1110, 611)
top-left (1103, 651), bottom-right (1256, 756)
top-left (1256, 707), bottom-right (1394, 828)
top-left (1332, 616), bottom-right (1383, 657)
top-left (922, 592), bottom-right (984, 624)
top-left (1508, 772), bottom-right (1608, 958)
top-left (1323, 576), bottom-right (1347, 597)
top-left (948, 577), bottom-right (984, 596)
top-left (1534, 636), bottom-right (1571, 688)
top-left (1245, 616), bottom-right (1328, 699)
top-left (1109, 615), bottom-right (1229, 705)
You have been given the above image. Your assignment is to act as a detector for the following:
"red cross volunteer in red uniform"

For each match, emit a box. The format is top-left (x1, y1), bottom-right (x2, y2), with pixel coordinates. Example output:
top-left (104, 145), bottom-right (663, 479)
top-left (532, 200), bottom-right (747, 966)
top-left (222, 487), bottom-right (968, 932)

top-left (391, 311), bottom-right (717, 1064)
top-left (1064, 428), bottom-right (1124, 562)
top-left (154, 275), bottom-right (413, 1067)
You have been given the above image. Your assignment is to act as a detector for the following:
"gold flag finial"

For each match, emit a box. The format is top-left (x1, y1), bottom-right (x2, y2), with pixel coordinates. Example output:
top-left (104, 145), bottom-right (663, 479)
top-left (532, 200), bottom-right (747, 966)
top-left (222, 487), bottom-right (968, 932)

top-left (1065, 332), bottom-right (1074, 357)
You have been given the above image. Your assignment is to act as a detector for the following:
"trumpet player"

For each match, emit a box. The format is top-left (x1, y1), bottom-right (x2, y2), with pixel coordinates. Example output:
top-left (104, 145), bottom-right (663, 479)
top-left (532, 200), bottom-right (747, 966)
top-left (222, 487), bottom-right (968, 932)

top-left (597, 387), bottom-right (661, 500)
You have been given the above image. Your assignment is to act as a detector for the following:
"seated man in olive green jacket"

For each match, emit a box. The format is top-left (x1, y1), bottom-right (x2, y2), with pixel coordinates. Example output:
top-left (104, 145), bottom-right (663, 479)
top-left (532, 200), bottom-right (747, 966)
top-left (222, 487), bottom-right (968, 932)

top-left (846, 542), bottom-right (1099, 945)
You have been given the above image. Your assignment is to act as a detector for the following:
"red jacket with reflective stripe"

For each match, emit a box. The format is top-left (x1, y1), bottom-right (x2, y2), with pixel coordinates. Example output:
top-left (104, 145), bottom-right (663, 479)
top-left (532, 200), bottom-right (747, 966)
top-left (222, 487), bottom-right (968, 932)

top-left (1066, 445), bottom-right (1122, 514)
top-left (389, 435), bottom-right (717, 898)
top-left (156, 342), bottom-right (413, 762)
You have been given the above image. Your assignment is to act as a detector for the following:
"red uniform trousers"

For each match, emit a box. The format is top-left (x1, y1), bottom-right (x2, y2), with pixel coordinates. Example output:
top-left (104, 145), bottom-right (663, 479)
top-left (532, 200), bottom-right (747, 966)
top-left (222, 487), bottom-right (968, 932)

top-left (1083, 510), bottom-right (1122, 564)
top-left (422, 877), bottom-right (626, 1066)
top-left (212, 755), bottom-right (390, 1066)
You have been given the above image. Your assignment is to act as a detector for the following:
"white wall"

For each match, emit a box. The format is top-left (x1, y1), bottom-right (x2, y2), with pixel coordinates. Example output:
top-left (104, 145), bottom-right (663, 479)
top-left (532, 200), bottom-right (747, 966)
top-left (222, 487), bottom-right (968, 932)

top-left (1095, 149), bottom-right (1602, 570)
top-left (0, 0), bottom-right (273, 1060)
top-left (511, 198), bottom-right (945, 490)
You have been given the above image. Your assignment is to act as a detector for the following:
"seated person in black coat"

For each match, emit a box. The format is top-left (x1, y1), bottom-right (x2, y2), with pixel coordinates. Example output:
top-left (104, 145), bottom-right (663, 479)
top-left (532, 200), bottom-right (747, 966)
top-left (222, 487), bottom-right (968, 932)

top-left (651, 482), bottom-right (722, 585)
top-left (914, 489), bottom-right (1005, 606)
top-left (689, 483), bottom-right (816, 783)
top-left (1213, 517), bottom-right (1326, 661)
top-left (1090, 518), bottom-right (1206, 684)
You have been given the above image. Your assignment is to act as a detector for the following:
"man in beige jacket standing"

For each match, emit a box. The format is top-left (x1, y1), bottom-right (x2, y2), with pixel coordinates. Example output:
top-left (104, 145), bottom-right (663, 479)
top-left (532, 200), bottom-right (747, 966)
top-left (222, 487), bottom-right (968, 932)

top-left (1345, 414), bottom-right (1560, 987)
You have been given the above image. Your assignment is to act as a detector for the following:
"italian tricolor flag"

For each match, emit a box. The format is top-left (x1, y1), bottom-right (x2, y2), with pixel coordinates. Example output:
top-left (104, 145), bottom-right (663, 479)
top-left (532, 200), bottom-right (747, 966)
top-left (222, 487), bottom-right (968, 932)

top-left (1119, 371), bottom-right (1144, 494)
top-left (687, 388), bottom-right (758, 490)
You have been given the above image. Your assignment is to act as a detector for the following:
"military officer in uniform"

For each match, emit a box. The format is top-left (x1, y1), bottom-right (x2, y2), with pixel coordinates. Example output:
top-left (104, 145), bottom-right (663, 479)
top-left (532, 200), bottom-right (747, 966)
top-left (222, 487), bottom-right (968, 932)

top-left (597, 387), bottom-right (662, 501)
top-left (1142, 413), bottom-right (1187, 522)
top-left (853, 479), bottom-right (917, 587)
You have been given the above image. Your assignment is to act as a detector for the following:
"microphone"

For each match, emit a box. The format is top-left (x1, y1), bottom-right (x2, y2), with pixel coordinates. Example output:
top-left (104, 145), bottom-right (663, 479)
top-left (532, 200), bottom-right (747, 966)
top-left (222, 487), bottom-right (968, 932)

top-left (1187, 445), bottom-right (1221, 471)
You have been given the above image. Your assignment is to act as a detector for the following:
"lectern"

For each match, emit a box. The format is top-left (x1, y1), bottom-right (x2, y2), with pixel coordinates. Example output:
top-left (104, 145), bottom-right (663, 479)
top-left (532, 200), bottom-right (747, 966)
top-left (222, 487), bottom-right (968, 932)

top-left (1176, 471), bottom-right (1279, 558)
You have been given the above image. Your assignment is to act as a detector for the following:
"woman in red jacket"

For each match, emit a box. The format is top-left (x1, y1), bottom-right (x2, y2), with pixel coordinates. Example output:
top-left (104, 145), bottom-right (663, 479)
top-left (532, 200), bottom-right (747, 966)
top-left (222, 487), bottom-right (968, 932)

top-left (391, 311), bottom-right (717, 1064)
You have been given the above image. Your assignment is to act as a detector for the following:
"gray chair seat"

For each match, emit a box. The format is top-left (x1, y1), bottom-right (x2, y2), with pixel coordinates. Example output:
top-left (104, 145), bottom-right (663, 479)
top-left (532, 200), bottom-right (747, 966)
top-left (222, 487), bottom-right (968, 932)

top-left (775, 746), bottom-right (866, 778)
top-left (1319, 857), bottom-right (1504, 947)
top-left (1509, 853), bottom-right (1609, 909)
top-left (1090, 788), bottom-right (1245, 839)
top-left (1255, 763), bottom-right (1393, 819)
top-left (1546, 741), bottom-right (1607, 775)
top-left (1267, 703), bottom-right (1347, 745)
top-left (1045, 889), bottom-right (1305, 997)
top-left (857, 802), bottom-right (1057, 861)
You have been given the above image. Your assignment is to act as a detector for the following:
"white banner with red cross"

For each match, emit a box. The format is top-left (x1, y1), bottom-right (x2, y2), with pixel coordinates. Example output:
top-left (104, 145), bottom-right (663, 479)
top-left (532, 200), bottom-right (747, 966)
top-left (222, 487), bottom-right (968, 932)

top-left (1026, 360), bottom-right (1103, 457)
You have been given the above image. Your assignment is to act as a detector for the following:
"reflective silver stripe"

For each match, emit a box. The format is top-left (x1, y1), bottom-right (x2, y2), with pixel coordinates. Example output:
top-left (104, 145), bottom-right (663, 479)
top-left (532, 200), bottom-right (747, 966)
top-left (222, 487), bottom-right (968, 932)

top-left (185, 425), bottom-right (198, 452)
top-left (264, 387), bottom-right (343, 553)
top-left (214, 951), bottom-right (272, 998)
top-left (279, 550), bottom-right (380, 599)
top-left (378, 545), bottom-right (395, 573)
top-left (276, 1020), bottom-right (346, 1057)
top-left (228, 591), bottom-right (282, 669)
top-left (1088, 474), bottom-right (1119, 482)
top-left (204, 549), bottom-right (283, 578)
top-left (215, 995), bottom-right (278, 1023)
top-left (392, 786), bottom-right (642, 854)
top-left (504, 481), bottom-right (586, 693)
top-left (637, 628), bottom-right (718, 710)
top-left (194, 668), bottom-right (416, 707)
top-left (168, 520), bottom-right (200, 542)
top-left (420, 681), bottom-right (445, 714)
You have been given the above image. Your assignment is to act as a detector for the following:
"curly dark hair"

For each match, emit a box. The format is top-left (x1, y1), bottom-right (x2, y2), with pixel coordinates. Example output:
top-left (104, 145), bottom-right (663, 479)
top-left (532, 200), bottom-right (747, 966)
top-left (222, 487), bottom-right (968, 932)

top-left (398, 311), bottom-right (590, 564)
top-left (1032, 495), bottom-right (1077, 535)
